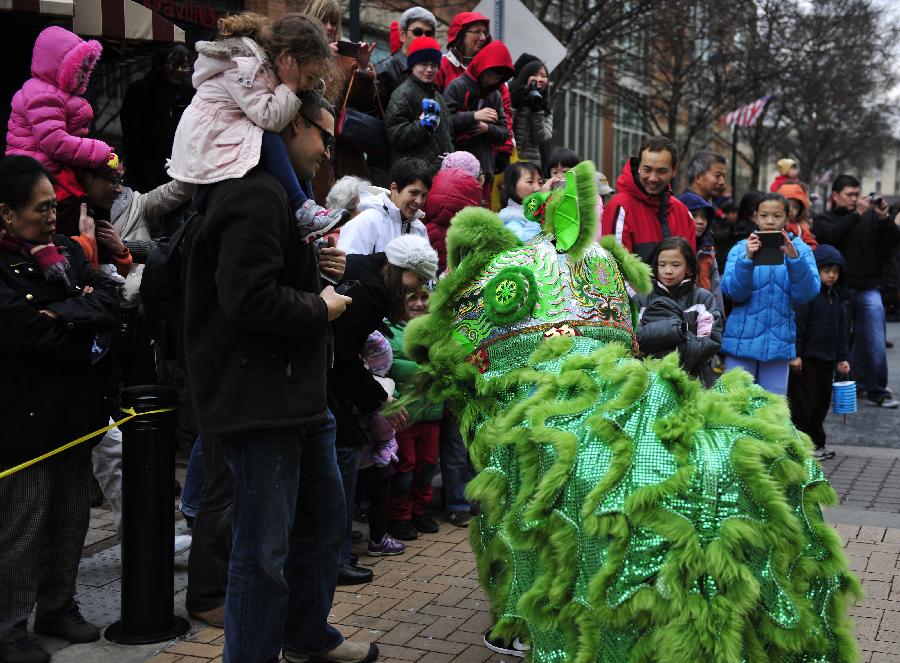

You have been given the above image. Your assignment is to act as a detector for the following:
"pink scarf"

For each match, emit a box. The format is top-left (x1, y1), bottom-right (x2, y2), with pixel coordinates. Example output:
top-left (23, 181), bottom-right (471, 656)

top-left (0, 229), bottom-right (70, 287)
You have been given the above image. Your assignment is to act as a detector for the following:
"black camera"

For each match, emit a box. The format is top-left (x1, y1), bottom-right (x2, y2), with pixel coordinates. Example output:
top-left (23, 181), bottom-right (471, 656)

top-left (527, 79), bottom-right (543, 107)
top-left (870, 192), bottom-right (886, 209)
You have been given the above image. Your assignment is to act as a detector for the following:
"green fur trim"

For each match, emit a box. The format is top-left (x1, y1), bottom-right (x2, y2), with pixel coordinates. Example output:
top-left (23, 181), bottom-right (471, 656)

top-left (568, 161), bottom-right (601, 261)
top-left (600, 234), bottom-right (652, 294)
top-left (445, 206), bottom-right (520, 273)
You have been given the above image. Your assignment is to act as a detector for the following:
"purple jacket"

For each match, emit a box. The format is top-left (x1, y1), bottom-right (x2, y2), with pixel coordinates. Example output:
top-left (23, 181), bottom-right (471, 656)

top-left (6, 26), bottom-right (111, 174)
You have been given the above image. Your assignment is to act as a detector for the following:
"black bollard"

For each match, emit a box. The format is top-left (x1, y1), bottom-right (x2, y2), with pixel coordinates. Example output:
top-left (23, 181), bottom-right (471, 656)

top-left (105, 385), bottom-right (191, 644)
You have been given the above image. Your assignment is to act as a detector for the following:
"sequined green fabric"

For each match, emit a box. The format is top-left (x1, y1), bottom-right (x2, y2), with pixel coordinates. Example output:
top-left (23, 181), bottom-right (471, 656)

top-left (463, 337), bottom-right (860, 662)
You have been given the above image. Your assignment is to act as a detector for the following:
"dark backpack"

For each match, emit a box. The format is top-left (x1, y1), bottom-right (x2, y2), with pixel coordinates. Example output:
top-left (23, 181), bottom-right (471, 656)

top-left (139, 209), bottom-right (203, 324)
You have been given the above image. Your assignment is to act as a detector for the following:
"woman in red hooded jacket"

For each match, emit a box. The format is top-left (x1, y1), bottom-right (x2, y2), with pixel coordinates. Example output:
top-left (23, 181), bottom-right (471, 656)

top-left (437, 13), bottom-right (514, 175)
top-left (444, 41), bottom-right (515, 199)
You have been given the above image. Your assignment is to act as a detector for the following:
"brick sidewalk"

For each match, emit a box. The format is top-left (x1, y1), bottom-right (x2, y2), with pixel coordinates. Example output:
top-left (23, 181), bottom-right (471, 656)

top-left (138, 521), bottom-right (900, 663)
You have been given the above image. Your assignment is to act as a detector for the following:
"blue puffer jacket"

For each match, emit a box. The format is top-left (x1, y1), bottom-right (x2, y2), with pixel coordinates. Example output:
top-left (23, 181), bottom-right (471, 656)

top-left (721, 236), bottom-right (820, 361)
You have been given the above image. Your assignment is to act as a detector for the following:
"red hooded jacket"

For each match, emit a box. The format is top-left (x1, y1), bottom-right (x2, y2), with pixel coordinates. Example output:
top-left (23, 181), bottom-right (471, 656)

top-left (437, 13), bottom-right (514, 158)
top-left (601, 158), bottom-right (696, 263)
top-left (423, 167), bottom-right (482, 271)
top-left (444, 40), bottom-right (515, 177)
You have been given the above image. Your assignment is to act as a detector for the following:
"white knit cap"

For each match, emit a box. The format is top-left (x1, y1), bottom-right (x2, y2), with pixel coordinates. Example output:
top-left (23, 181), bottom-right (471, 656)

top-left (385, 234), bottom-right (438, 281)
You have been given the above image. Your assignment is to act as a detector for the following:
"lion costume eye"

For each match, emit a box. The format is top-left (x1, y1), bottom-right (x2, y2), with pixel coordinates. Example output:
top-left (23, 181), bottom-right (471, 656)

top-left (484, 266), bottom-right (538, 325)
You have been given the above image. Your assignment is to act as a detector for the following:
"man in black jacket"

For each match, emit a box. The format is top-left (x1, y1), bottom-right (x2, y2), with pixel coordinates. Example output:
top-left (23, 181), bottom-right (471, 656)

top-left (183, 91), bottom-right (378, 663)
top-left (813, 174), bottom-right (900, 408)
top-left (375, 6), bottom-right (437, 108)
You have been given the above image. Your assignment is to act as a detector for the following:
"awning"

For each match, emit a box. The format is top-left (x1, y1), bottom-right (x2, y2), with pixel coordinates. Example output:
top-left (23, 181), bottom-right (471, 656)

top-left (1, 0), bottom-right (186, 42)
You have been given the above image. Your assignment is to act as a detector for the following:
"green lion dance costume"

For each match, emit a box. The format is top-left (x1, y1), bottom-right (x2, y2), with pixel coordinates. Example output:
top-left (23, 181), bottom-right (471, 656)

top-left (403, 161), bottom-right (861, 662)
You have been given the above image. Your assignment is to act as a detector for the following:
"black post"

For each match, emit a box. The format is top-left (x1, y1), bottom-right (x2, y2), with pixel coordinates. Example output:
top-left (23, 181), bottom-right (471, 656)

top-left (731, 124), bottom-right (738, 202)
top-left (105, 385), bottom-right (190, 645)
top-left (349, 0), bottom-right (361, 42)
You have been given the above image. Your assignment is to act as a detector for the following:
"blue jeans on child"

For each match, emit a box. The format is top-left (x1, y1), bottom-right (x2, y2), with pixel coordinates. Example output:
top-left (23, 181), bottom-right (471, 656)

top-left (724, 356), bottom-right (790, 395)
top-left (847, 288), bottom-right (891, 402)
top-left (220, 412), bottom-right (344, 663)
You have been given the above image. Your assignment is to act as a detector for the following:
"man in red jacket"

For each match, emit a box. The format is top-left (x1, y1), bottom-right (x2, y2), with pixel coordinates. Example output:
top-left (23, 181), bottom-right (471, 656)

top-left (601, 136), bottom-right (696, 263)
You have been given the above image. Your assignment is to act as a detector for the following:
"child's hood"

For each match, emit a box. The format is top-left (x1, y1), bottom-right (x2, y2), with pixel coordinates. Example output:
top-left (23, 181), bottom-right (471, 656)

top-left (192, 37), bottom-right (264, 88)
top-left (465, 40), bottom-right (514, 91)
top-left (31, 26), bottom-right (102, 96)
top-left (813, 243), bottom-right (845, 284)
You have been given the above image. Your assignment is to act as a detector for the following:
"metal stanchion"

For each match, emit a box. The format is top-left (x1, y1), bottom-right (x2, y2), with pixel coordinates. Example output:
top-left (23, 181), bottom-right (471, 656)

top-left (105, 385), bottom-right (190, 644)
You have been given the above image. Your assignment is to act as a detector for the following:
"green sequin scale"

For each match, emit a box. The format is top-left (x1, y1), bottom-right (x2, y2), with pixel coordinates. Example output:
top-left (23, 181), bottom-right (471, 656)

top-left (464, 337), bottom-right (860, 662)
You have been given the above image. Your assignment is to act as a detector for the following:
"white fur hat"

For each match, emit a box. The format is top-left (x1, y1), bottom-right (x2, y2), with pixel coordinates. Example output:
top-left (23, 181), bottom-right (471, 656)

top-left (385, 234), bottom-right (438, 281)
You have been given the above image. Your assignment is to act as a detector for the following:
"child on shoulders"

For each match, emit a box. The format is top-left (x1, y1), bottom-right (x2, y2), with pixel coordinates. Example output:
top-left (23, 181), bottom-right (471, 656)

top-left (168, 13), bottom-right (345, 241)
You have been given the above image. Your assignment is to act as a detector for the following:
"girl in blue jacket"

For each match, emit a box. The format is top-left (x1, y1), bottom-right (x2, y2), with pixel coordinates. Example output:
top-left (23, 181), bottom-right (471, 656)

top-left (721, 192), bottom-right (820, 394)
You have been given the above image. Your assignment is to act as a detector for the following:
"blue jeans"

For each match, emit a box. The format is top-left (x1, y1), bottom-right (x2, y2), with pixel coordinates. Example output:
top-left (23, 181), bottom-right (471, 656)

top-left (221, 413), bottom-right (344, 663)
top-left (335, 446), bottom-right (362, 565)
top-left (180, 436), bottom-right (204, 520)
top-left (440, 413), bottom-right (474, 514)
top-left (847, 288), bottom-right (890, 401)
top-left (724, 356), bottom-right (790, 395)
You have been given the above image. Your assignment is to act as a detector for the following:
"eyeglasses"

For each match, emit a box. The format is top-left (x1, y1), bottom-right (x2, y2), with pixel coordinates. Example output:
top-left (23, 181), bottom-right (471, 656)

top-left (100, 173), bottom-right (123, 187)
top-left (466, 29), bottom-right (489, 38)
top-left (305, 117), bottom-right (334, 149)
top-left (409, 27), bottom-right (435, 37)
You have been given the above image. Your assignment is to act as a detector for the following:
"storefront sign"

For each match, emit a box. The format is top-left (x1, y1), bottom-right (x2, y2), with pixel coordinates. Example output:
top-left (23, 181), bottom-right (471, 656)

top-left (142, 0), bottom-right (221, 29)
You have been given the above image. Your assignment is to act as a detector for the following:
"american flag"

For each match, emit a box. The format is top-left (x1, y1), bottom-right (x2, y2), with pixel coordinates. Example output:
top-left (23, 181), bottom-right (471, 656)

top-left (722, 96), bottom-right (772, 127)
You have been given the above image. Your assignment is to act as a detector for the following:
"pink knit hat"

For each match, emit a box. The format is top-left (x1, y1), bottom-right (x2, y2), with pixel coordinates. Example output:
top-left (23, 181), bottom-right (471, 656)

top-left (440, 151), bottom-right (481, 180)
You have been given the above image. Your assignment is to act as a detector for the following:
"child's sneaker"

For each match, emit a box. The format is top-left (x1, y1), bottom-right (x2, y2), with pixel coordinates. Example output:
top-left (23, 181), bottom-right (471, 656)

top-left (296, 200), bottom-right (349, 243)
top-left (367, 534), bottom-right (406, 556)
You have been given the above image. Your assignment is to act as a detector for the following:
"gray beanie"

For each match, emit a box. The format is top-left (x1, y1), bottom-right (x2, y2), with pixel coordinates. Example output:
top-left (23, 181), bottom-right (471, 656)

top-left (385, 234), bottom-right (438, 281)
top-left (399, 6), bottom-right (437, 31)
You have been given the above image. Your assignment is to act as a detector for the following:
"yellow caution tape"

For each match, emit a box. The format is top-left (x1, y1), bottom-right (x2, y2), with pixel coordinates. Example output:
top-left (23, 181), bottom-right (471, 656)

top-left (0, 406), bottom-right (177, 480)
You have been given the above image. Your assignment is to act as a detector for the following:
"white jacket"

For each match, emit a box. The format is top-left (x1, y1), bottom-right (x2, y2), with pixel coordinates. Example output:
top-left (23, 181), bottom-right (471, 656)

top-left (111, 179), bottom-right (195, 306)
top-left (337, 188), bottom-right (427, 255)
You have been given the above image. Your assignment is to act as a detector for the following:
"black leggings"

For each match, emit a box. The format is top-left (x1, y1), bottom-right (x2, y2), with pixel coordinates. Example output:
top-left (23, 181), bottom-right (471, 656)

top-left (357, 466), bottom-right (388, 543)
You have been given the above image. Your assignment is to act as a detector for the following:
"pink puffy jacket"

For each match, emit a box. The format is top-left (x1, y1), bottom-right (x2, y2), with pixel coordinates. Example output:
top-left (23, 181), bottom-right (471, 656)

top-left (167, 37), bottom-right (300, 184)
top-left (6, 26), bottom-right (111, 174)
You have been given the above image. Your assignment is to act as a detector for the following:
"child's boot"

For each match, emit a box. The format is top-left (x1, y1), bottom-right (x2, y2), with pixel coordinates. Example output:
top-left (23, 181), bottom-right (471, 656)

top-left (296, 200), bottom-right (350, 243)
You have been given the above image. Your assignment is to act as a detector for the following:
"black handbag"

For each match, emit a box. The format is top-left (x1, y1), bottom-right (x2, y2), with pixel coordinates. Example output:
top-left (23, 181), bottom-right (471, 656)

top-left (336, 72), bottom-right (389, 155)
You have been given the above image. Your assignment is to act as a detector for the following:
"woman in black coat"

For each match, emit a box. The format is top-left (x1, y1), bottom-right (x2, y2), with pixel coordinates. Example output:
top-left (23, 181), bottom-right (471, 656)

top-left (329, 234), bottom-right (438, 584)
top-left (0, 156), bottom-right (120, 661)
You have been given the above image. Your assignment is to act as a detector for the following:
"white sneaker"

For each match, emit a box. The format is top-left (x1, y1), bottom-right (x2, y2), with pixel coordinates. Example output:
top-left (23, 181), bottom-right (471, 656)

top-left (174, 534), bottom-right (192, 556)
top-left (483, 627), bottom-right (529, 657)
top-left (868, 396), bottom-right (900, 409)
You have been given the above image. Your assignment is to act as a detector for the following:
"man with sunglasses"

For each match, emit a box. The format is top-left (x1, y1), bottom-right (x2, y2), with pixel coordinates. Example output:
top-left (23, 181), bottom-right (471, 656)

top-left (375, 6), bottom-right (437, 109)
top-left (182, 91), bottom-right (378, 663)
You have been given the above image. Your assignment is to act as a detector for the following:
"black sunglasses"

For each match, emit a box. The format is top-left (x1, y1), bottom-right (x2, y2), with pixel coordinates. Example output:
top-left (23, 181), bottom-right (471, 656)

top-left (409, 27), bottom-right (435, 37)
top-left (305, 117), bottom-right (334, 149)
